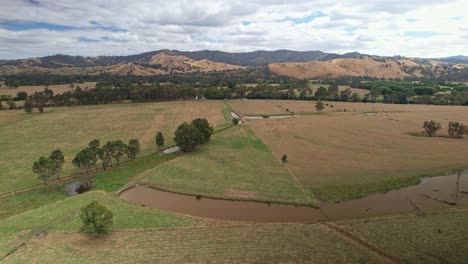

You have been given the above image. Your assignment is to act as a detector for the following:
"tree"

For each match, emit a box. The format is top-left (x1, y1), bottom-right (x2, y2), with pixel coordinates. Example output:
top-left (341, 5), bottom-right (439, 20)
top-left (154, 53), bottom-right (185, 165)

top-left (298, 89), bottom-right (308, 100)
top-left (80, 201), bottom-right (113, 236)
top-left (73, 148), bottom-right (94, 173)
top-left (281, 154), bottom-right (288, 163)
top-left (33, 157), bottom-right (55, 184)
top-left (423, 120), bottom-right (442, 137)
top-left (448, 122), bottom-right (467, 138)
top-left (32, 91), bottom-right (47, 113)
top-left (191, 118), bottom-right (213, 144)
top-left (232, 117), bottom-right (240, 126)
top-left (24, 98), bottom-right (33, 113)
top-left (6, 100), bottom-right (16, 110)
top-left (327, 84), bottom-right (339, 99)
top-left (155, 131), bottom-right (164, 149)
top-left (314, 86), bottom-right (328, 100)
top-left (127, 139), bottom-right (141, 159)
top-left (98, 143), bottom-right (113, 170)
top-left (111, 140), bottom-right (127, 164)
top-left (0, 101), bottom-right (3, 110)
top-left (88, 139), bottom-right (100, 171)
top-left (351, 93), bottom-right (360, 102)
top-left (50, 149), bottom-right (64, 179)
top-left (315, 101), bottom-right (324, 112)
top-left (16, 91), bottom-right (28, 100)
top-left (340, 88), bottom-right (352, 101)
top-left (174, 122), bottom-right (204, 152)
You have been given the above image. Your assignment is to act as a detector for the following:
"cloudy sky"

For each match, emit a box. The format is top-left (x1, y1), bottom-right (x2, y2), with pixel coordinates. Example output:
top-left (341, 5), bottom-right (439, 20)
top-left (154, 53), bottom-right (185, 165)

top-left (1, 0), bottom-right (467, 59)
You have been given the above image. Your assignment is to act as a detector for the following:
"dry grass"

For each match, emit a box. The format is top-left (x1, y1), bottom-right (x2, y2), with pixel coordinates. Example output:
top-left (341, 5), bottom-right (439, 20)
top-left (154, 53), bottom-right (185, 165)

top-left (0, 101), bottom-right (226, 193)
top-left (268, 58), bottom-right (431, 79)
top-left (0, 82), bottom-right (97, 96)
top-left (231, 100), bottom-right (468, 189)
top-left (3, 224), bottom-right (389, 263)
top-left (339, 207), bottom-right (468, 264)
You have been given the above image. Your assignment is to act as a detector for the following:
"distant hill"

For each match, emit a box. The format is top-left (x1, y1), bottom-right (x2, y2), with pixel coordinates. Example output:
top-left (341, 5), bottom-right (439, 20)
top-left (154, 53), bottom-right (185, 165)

top-left (0, 49), bottom-right (366, 68)
top-left (436, 55), bottom-right (468, 64)
top-left (0, 50), bottom-right (466, 81)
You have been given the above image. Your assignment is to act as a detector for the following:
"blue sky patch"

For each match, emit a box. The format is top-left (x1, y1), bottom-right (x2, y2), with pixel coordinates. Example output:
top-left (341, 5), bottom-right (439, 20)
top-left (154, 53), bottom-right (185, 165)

top-left (241, 21), bottom-right (251, 26)
top-left (78, 37), bottom-right (100, 43)
top-left (406, 18), bottom-right (418, 23)
top-left (280, 11), bottom-right (326, 24)
top-left (89, 21), bottom-right (127, 32)
top-left (0, 20), bottom-right (76, 31)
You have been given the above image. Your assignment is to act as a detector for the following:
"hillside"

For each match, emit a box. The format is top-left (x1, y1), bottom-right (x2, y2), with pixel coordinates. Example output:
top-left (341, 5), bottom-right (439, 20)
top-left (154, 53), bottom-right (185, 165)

top-left (0, 49), bottom-right (364, 68)
top-left (0, 53), bottom-right (244, 76)
top-left (0, 50), bottom-right (467, 80)
top-left (268, 57), bottom-right (467, 80)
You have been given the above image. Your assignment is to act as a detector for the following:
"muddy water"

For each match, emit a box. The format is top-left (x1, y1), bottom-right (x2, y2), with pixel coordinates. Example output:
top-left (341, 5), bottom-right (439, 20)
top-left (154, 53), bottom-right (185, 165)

top-left (119, 173), bottom-right (467, 223)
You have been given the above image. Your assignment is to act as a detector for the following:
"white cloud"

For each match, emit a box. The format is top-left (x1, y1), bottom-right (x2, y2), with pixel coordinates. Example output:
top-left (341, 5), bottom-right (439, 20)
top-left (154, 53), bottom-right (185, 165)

top-left (0, 0), bottom-right (467, 59)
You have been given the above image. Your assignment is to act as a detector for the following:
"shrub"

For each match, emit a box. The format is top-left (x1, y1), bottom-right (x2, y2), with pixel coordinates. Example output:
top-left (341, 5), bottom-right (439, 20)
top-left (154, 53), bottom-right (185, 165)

top-left (155, 131), bottom-right (164, 148)
top-left (232, 117), bottom-right (240, 126)
top-left (80, 201), bottom-right (113, 236)
top-left (315, 101), bottom-right (324, 112)
top-left (281, 154), bottom-right (288, 163)
top-left (448, 122), bottom-right (467, 138)
top-left (423, 120), bottom-right (442, 137)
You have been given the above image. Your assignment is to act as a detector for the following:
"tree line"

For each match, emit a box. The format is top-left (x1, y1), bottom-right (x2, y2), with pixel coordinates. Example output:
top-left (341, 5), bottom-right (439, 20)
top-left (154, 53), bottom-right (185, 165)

top-left (31, 118), bottom-right (213, 184)
top-left (32, 138), bottom-right (141, 184)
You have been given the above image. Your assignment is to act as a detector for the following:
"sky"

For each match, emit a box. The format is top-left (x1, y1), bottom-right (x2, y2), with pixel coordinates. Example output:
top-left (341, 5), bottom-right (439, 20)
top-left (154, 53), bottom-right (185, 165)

top-left (0, 0), bottom-right (467, 60)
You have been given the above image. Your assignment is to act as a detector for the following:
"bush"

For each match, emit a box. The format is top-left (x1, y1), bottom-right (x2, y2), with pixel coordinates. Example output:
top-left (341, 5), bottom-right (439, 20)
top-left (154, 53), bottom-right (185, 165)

top-left (448, 122), bottom-right (467, 138)
top-left (80, 201), bottom-right (113, 236)
top-left (423, 120), bottom-right (442, 137)
top-left (232, 117), bottom-right (240, 126)
top-left (315, 101), bottom-right (324, 112)
top-left (281, 154), bottom-right (288, 163)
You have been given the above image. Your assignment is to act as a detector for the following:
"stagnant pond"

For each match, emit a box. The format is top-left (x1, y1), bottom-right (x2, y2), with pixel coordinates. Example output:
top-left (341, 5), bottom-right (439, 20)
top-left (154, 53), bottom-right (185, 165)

top-left (119, 173), bottom-right (467, 222)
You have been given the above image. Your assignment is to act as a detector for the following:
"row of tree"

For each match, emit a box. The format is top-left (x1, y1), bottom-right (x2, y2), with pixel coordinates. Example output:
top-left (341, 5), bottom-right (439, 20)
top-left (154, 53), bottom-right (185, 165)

top-left (423, 120), bottom-right (468, 138)
top-left (32, 139), bottom-right (141, 184)
top-left (73, 139), bottom-right (141, 174)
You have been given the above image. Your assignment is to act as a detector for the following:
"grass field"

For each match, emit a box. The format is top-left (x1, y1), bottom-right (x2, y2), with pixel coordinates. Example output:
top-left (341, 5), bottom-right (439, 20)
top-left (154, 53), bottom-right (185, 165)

top-left (339, 207), bottom-right (468, 263)
top-left (231, 100), bottom-right (468, 201)
top-left (0, 151), bottom-right (179, 221)
top-left (0, 191), bottom-right (193, 258)
top-left (2, 224), bottom-right (389, 263)
top-left (0, 101), bottom-right (226, 193)
top-left (143, 125), bottom-right (311, 205)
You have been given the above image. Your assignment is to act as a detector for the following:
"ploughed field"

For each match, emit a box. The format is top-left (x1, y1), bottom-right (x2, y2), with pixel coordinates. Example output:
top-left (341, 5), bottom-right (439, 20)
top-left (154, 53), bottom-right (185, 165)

top-left (0, 101), bottom-right (227, 193)
top-left (231, 100), bottom-right (468, 201)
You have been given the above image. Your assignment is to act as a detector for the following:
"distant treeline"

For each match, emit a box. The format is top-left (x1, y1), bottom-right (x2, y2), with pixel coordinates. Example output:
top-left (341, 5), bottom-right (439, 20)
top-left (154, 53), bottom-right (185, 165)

top-left (1, 72), bottom-right (468, 109)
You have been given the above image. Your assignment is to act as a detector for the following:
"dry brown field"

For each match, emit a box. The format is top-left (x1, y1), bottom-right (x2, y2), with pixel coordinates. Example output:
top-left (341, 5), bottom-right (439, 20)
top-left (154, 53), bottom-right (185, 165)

top-left (0, 82), bottom-right (97, 96)
top-left (231, 100), bottom-right (468, 188)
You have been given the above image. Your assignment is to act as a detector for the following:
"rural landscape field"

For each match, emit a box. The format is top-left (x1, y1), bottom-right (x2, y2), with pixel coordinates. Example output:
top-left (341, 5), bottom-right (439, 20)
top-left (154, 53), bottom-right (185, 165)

top-left (1, 0), bottom-right (468, 263)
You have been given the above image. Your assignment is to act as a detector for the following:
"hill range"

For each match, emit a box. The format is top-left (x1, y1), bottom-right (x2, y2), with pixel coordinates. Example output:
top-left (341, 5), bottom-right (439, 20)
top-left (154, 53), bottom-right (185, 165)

top-left (0, 49), bottom-right (467, 80)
